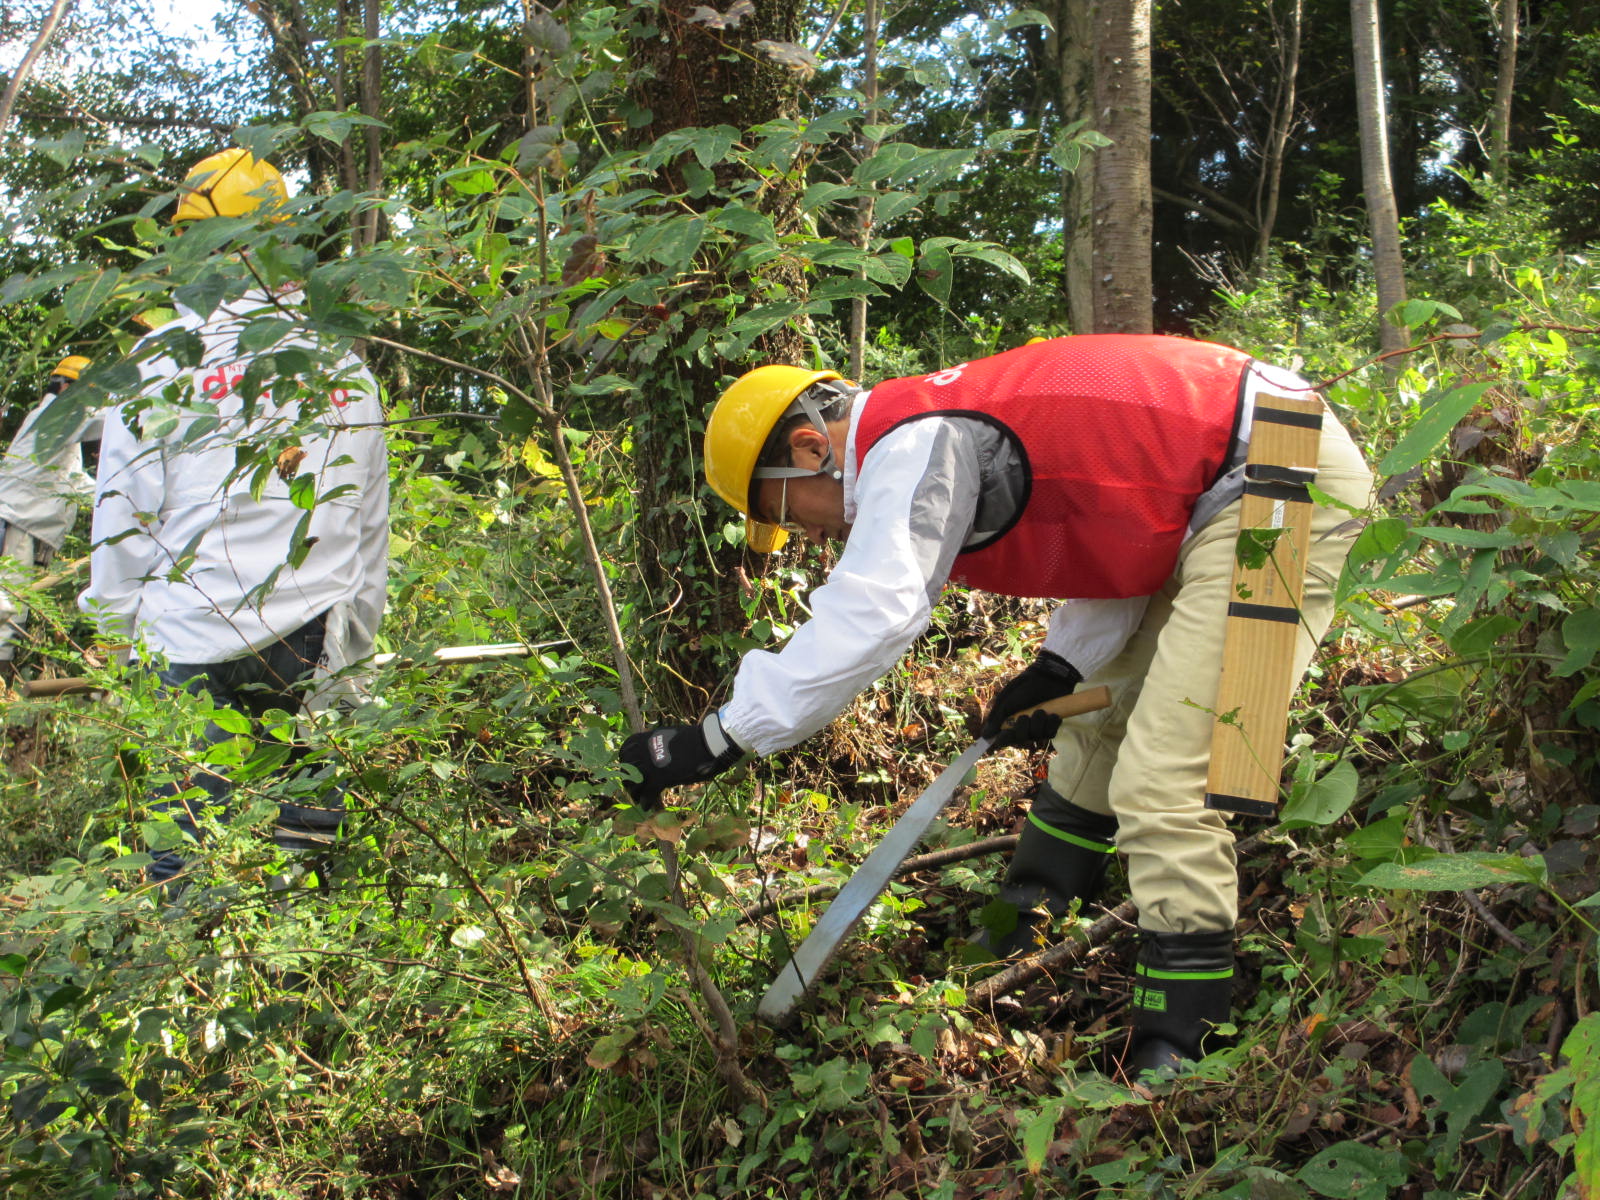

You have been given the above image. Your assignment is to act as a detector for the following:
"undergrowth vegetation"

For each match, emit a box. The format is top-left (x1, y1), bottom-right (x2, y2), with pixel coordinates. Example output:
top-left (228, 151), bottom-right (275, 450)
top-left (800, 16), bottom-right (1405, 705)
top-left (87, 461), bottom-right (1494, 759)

top-left (0, 186), bottom-right (1596, 1199)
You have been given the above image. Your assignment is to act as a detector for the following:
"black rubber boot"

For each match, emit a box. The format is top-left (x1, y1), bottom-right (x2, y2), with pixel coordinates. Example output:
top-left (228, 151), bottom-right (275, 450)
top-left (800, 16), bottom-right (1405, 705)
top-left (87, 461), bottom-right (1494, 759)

top-left (987, 782), bottom-right (1118, 956)
top-left (1124, 928), bottom-right (1235, 1075)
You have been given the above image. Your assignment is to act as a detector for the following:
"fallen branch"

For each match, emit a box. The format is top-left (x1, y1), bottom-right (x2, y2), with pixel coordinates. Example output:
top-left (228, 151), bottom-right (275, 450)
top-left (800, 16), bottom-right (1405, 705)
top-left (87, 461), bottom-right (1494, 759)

top-left (967, 831), bottom-right (1266, 1006)
top-left (966, 899), bottom-right (1138, 1007)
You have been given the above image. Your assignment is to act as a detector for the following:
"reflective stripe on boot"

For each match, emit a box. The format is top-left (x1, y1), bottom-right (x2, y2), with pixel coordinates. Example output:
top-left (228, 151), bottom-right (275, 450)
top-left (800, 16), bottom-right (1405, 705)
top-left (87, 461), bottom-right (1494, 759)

top-left (1125, 928), bottom-right (1234, 1074)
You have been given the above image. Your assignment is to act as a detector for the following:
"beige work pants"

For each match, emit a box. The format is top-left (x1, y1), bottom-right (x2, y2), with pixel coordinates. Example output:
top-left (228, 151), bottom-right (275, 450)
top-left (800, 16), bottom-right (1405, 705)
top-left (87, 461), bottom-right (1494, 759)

top-left (1045, 413), bottom-right (1373, 934)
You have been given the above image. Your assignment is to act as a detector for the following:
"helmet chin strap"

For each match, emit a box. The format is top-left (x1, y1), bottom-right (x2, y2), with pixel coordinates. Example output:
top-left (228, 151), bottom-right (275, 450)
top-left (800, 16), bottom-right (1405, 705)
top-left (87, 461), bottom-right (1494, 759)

top-left (751, 389), bottom-right (844, 483)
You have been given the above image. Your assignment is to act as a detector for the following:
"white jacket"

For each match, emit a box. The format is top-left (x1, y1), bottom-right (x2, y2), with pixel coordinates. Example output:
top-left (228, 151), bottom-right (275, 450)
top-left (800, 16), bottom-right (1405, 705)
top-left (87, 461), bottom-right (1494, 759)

top-left (80, 289), bottom-right (389, 666)
top-left (0, 390), bottom-right (103, 548)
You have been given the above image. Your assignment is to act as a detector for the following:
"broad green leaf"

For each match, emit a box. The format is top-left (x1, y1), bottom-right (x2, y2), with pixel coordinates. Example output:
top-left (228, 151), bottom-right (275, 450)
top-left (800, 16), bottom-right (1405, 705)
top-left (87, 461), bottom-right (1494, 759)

top-left (625, 216), bottom-right (705, 271)
top-left (1296, 1140), bottom-right (1410, 1200)
top-left (801, 181), bottom-right (862, 212)
top-left (984, 128), bottom-right (1034, 150)
top-left (810, 277), bottom-right (881, 302)
top-left (855, 142), bottom-right (921, 185)
top-left (1021, 1102), bottom-right (1059, 1175)
top-left (63, 268), bottom-right (122, 328)
top-left (1436, 1061), bottom-right (1506, 1163)
top-left (232, 123), bottom-right (290, 163)
top-left (1343, 814), bottom-right (1409, 862)
top-left (798, 110), bottom-right (856, 143)
top-left (238, 317), bottom-right (297, 354)
top-left (304, 110), bottom-right (389, 143)
top-left (869, 250), bottom-right (913, 288)
top-left (1376, 382), bottom-right (1492, 476)
top-left (790, 1058), bottom-right (870, 1112)
top-left (1006, 8), bottom-right (1054, 29)
top-left (1447, 612), bottom-right (1520, 656)
top-left (1414, 525), bottom-right (1518, 549)
top-left (1562, 1015), bottom-right (1600, 1192)
top-left (710, 205), bottom-right (775, 242)
top-left (916, 245), bottom-right (952, 306)
top-left (951, 242), bottom-right (1031, 284)
top-left (174, 272), bottom-right (229, 320)
top-left (873, 191), bottom-right (922, 223)
top-left (1280, 760), bottom-right (1358, 828)
top-left (687, 125), bottom-right (739, 168)
top-left (1555, 608), bottom-right (1600, 677)
top-left (1358, 852), bottom-right (1547, 892)
top-left (725, 301), bottom-right (807, 335)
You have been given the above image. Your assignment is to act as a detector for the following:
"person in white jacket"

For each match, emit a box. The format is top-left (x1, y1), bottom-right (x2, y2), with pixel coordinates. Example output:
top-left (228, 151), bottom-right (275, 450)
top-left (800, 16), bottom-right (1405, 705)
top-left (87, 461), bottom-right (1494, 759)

top-left (0, 356), bottom-right (102, 667)
top-left (618, 336), bottom-right (1373, 1074)
top-left (80, 149), bottom-right (390, 887)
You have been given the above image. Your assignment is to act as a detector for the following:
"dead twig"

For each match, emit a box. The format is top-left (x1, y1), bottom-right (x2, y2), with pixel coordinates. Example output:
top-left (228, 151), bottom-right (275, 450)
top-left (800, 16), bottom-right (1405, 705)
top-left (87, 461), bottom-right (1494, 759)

top-left (967, 831), bottom-right (1267, 1006)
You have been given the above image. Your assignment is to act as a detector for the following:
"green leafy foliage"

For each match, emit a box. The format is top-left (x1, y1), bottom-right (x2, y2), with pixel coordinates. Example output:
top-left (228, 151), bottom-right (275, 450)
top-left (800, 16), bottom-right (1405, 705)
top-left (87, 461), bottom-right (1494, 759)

top-left (0, 5), bottom-right (1596, 1199)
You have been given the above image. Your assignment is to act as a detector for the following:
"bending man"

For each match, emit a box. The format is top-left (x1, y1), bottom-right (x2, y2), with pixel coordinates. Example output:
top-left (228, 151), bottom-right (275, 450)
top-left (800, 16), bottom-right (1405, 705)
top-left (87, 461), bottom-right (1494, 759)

top-left (618, 335), bottom-right (1372, 1073)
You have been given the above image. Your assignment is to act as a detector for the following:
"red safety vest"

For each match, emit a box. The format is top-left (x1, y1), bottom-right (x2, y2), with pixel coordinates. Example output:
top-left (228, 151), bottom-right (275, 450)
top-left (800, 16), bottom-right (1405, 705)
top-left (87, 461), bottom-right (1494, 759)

top-left (856, 335), bottom-right (1251, 598)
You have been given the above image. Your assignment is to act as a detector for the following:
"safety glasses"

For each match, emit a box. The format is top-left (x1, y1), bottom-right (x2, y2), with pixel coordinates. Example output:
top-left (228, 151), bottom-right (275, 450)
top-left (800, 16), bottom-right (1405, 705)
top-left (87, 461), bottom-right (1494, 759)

top-left (765, 478), bottom-right (805, 534)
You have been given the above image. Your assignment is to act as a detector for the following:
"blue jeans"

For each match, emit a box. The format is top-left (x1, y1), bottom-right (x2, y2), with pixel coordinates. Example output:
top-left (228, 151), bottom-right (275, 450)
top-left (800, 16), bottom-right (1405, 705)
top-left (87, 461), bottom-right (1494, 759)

top-left (145, 614), bottom-right (342, 885)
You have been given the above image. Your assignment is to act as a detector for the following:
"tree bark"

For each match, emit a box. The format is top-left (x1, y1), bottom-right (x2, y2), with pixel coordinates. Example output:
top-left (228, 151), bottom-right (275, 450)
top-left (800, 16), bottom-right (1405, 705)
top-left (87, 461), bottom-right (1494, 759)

top-left (1350, 0), bottom-right (1408, 357)
top-left (1090, 0), bottom-right (1153, 333)
top-left (0, 0), bottom-right (77, 139)
top-left (1051, 0), bottom-right (1095, 333)
top-left (849, 0), bottom-right (880, 380)
top-left (626, 0), bottom-right (810, 711)
top-left (1490, 0), bottom-right (1518, 179)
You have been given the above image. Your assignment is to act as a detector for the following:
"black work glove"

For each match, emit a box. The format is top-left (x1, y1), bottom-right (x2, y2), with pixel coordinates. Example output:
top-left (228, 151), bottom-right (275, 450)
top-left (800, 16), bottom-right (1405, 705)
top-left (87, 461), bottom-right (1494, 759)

top-left (981, 650), bottom-right (1083, 750)
top-left (618, 714), bottom-right (745, 809)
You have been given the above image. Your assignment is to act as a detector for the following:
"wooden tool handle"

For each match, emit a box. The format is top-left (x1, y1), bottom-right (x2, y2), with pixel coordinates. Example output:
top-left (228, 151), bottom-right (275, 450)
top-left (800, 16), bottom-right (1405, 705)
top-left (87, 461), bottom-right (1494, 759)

top-left (1017, 684), bottom-right (1112, 721)
top-left (20, 676), bottom-right (97, 698)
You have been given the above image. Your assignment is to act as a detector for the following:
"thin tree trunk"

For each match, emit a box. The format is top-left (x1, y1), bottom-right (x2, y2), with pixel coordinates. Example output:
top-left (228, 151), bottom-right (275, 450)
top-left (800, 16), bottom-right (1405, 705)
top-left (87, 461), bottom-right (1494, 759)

top-left (244, 0), bottom-right (341, 194)
top-left (1350, 0), bottom-right (1408, 356)
top-left (848, 0), bottom-right (880, 380)
top-left (1254, 0), bottom-right (1302, 271)
top-left (0, 0), bottom-right (77, 139)
top-left (1090, 0), bottom-right (1153, 333)
top-left (1052, 0), bottom-right (1095, 333)
top-left (359, 0), bottom-right (384, 247)
top-left (1490, 0), bottom-right (1518, 179)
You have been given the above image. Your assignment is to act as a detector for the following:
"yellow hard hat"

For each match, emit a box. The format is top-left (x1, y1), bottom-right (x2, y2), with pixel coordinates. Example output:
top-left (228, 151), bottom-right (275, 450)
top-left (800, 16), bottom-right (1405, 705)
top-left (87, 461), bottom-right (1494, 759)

top-left (705, 365), bottom-right (842, 553)
top-left (172, 148), bottom-right (288, 223)
top-left (51, 355), bottom-right (91, 381)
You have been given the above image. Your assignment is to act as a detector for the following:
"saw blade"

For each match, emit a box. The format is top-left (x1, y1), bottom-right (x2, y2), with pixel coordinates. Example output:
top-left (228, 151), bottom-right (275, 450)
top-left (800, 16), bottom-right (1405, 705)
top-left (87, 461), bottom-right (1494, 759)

top-left (756, 735), bottom-right (992, 1023)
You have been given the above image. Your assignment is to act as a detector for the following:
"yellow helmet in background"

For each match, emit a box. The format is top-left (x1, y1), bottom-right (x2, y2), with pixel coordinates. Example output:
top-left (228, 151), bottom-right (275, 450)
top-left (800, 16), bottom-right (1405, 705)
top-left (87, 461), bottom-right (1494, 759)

top-left (172, 148), bottom-right (288, 223)
top-left (705, 365), bottom-right (843, 553)
top-left (51, 355), bottom-right (91, 381)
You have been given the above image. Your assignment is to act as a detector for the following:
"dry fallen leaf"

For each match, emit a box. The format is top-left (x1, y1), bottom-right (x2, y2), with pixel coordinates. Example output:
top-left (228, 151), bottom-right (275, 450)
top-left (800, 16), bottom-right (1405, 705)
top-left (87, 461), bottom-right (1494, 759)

top-left (276, 444), bottom-right (307, 482)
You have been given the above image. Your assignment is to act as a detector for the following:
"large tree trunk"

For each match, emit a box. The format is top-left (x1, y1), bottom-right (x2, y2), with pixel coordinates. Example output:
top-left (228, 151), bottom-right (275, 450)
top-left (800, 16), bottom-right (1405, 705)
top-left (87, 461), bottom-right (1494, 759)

top-left (1350, 0), bottom-right (1408, 357)
top-left (626, 0), bottom-right (810, 711)
top-left (1090, 0), bottom-right (1153, 333)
